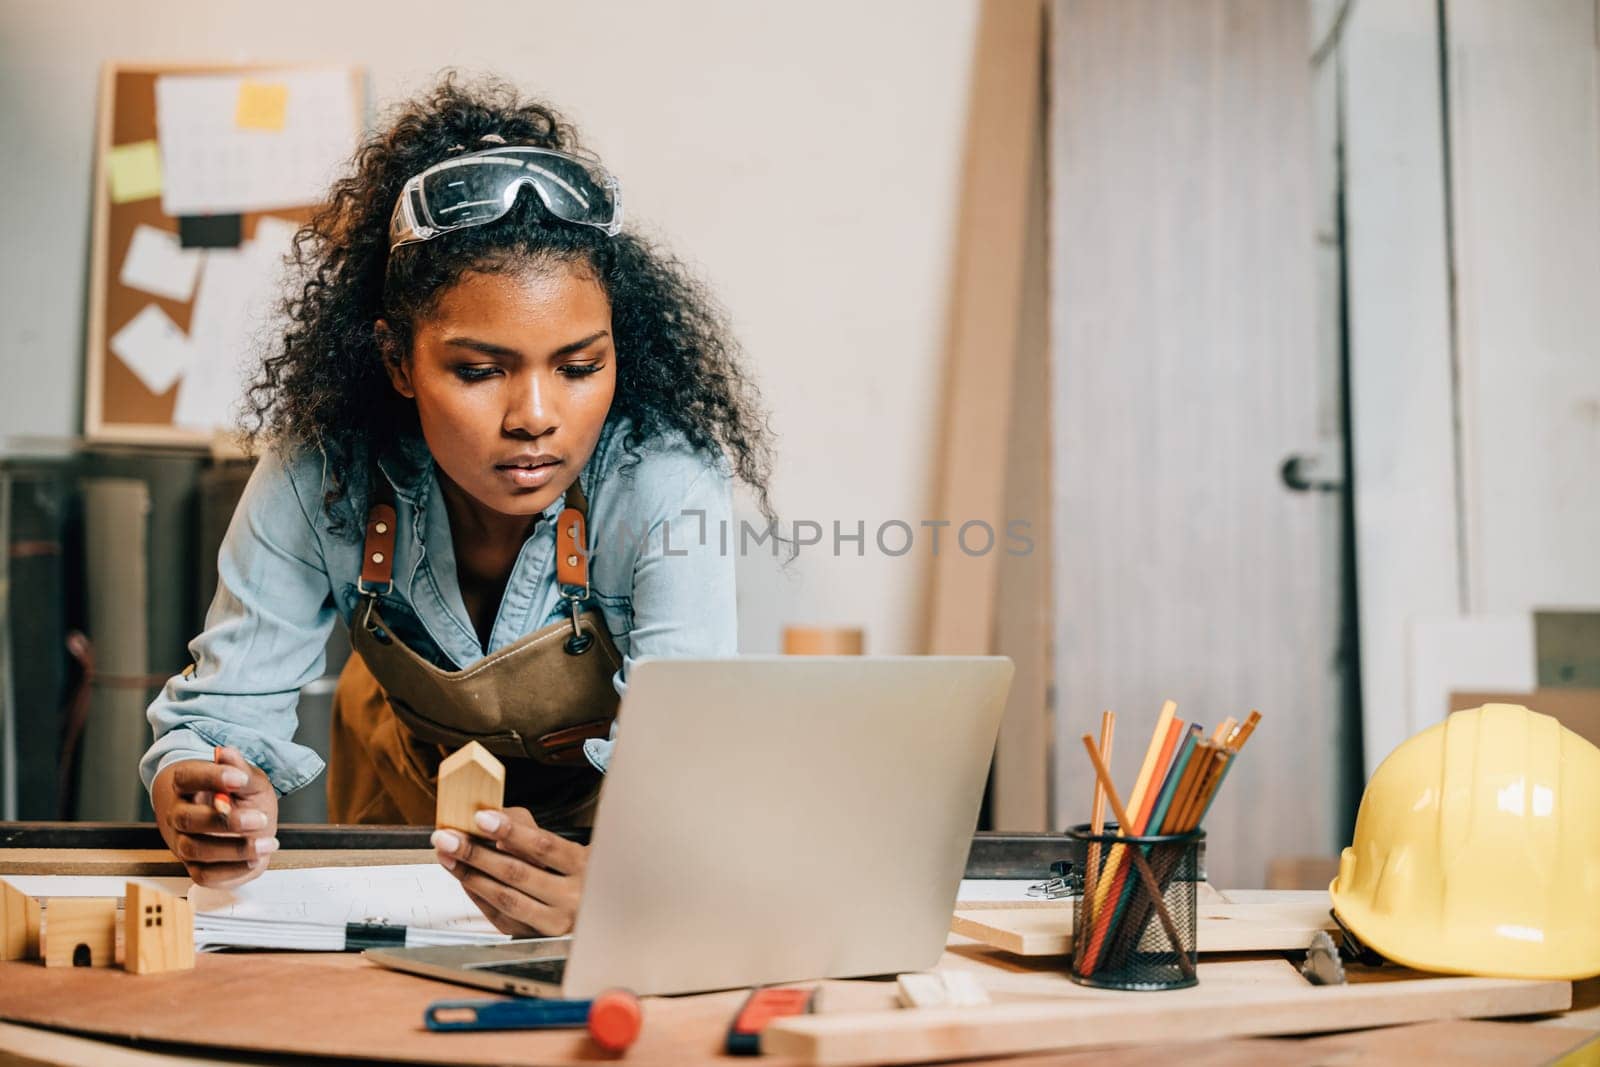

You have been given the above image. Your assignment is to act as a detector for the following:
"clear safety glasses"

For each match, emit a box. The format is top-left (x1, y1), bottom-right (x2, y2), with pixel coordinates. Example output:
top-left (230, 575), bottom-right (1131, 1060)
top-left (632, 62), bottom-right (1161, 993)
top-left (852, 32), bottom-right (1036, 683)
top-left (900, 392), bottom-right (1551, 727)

top-left (388, 145), bottom-right (623, 251)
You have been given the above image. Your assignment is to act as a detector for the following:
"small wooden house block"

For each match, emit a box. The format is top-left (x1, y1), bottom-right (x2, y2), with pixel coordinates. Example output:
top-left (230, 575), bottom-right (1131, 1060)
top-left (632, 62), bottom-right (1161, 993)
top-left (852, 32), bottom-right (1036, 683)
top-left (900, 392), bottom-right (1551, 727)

top-left (43, 898), bottom-right (117, 968)
top-left (436, 740), bottom-right (506, 835)
top-left (1, 879), bottom-right (41, 961)
top-left (124, 881), bottom-right (195, 975)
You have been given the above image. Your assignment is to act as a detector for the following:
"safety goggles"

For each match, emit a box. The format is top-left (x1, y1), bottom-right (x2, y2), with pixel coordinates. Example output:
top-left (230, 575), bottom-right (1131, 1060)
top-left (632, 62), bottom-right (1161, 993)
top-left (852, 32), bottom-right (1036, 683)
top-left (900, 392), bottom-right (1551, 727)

top-left (388, 145), bottom-right (623, 251)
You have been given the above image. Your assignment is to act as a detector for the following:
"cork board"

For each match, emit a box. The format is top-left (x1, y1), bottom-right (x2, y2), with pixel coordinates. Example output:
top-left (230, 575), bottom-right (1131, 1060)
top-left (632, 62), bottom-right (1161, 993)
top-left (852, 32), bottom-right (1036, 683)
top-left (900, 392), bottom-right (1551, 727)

top-left (85, 62), bottom-right (364, 446)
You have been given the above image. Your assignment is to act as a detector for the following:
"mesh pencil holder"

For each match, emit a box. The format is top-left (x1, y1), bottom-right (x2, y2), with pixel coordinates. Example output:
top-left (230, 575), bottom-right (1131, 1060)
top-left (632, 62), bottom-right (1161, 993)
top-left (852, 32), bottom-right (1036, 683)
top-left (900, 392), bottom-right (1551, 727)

top-left (1066, 822), bottom-right (1203, 991)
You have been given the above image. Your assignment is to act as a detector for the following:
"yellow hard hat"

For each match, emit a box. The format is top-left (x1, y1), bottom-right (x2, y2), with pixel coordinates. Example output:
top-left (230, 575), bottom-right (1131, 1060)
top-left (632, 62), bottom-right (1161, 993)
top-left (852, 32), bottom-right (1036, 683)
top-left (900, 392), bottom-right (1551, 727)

top-left (1330, 703), bottom-right (1600, 980)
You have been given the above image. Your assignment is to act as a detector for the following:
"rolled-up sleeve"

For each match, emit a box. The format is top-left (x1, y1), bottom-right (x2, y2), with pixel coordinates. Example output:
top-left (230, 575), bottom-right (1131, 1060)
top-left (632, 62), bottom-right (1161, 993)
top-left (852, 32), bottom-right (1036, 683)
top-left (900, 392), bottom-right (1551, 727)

top-left (141, 449), bottom-right (338, 796)
top-left (583, 453), bottom-right (737, 772)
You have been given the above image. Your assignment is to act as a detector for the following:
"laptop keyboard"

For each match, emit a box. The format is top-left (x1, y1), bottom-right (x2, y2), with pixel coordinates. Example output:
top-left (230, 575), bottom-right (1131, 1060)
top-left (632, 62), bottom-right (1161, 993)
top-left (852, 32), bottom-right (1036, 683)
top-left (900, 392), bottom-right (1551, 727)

top-left (472, 956), bottom-right (568, 983)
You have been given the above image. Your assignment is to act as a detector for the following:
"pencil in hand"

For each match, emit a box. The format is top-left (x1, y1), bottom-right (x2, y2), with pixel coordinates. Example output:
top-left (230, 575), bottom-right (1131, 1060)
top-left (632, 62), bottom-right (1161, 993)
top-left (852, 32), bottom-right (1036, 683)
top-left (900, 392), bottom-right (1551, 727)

top-left (211, 745), bottom-right (234, 817)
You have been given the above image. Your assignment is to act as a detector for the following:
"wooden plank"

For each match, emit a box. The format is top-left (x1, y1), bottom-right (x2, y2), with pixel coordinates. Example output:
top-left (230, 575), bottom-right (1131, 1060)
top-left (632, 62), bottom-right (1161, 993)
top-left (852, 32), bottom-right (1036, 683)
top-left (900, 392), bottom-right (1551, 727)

top-left (939, 957), bottom-right (1309, 1002)
top-left (1047, 0), bottom-right (1338, 888)
top-left (989, 114), bottom-right (1053, 829)
top-left (992, 131), bottom-right (1056, 825)
top-left (0, 832), bottom-right (1074, 880)
top-left (952, 892), bottom-right (1335, 956)
top-left (0, 849), bottom-right (436, 876)
top-left (0, 1020), bottom-right (243, 1066)
top-left (0, 952), bottom-right (972, 1066)
top-left (764, 973), bottom-right (1571, 1065)
top-left (1299, 1019), bottom-right (1598, 1064)
top-left (926, 0), bottom-right (1045, 654)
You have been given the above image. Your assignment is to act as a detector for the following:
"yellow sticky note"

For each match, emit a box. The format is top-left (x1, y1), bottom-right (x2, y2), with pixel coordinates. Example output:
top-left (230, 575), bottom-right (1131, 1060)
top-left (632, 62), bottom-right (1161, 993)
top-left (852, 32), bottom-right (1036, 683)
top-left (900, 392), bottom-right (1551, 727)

top-left (106, 140), bottom-right (163, 204)
top-left (235, 81), bottom-right (289, 131)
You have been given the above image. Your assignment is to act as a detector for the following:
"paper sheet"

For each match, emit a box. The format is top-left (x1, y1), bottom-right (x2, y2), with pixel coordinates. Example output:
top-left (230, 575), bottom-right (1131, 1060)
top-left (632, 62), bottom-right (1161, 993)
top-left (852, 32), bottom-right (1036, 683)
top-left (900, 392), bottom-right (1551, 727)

top-left (235, 80), bottom-right (289, 130)
top-left (110, 303), bottom-right (194, 396)
top-left (955, 879), bottom-right (1046, 905)
top-left (155, 68), bottom-right (357, 215)
top-left (172, 222), bottom-right (295, 430)
top-left (189, 864), bottom-right (508, 951)
top-left (106, 140), bottom-right (163, 203)
top-left (119, 223), bottom-right (204, 302)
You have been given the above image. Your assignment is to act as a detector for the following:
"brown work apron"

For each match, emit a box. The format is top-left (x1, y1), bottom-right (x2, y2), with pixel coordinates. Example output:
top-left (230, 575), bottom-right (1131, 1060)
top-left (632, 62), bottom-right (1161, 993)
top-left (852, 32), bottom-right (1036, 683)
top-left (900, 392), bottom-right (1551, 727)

top-left (326, 468), bottom-right (622, 829)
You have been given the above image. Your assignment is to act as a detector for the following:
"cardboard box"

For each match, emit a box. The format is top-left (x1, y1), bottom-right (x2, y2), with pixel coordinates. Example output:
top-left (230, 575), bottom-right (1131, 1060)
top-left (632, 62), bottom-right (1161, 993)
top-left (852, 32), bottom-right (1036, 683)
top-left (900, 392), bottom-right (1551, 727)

top-left (1449, 689), bottom-right (1600, 750)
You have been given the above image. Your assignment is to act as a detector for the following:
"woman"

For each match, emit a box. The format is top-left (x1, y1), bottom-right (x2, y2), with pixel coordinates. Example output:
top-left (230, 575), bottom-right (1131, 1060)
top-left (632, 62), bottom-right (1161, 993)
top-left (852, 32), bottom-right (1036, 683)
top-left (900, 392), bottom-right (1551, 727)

top-left (140, 76), bottom-right (776, 936)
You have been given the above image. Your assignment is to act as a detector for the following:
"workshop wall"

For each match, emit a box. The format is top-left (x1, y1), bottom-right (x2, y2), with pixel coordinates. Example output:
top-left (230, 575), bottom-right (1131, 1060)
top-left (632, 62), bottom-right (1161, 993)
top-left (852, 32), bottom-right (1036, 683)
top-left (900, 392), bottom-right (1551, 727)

top-left (0, 0), bottom-right (981, 657)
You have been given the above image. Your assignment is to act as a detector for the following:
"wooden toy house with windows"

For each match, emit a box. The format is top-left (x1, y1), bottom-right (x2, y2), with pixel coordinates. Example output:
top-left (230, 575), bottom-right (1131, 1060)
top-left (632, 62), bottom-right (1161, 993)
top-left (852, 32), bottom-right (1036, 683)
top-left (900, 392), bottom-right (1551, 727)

top-left (0, 878), bottom-right (194, 974)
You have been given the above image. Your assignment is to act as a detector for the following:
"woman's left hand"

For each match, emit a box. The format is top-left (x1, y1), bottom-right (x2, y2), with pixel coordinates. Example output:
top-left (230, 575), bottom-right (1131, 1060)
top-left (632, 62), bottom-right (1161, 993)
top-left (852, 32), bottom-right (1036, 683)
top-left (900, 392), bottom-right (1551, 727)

top-left (431, 807), bottom-right (588, 936)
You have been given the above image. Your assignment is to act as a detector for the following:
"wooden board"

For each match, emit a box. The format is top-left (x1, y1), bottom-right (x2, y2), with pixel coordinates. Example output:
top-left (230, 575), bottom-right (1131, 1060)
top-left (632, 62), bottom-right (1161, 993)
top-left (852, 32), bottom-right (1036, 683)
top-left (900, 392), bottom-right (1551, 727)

top-left (0, 849), bottom-right (435, 876)
top-left (922, 0), bottom-right (1053, 832)
top-left (1297, 1019), bottom-right (1597, 1064)
top-left (952, 890), bottom-right (1336, 956)
top-left (0, 1020), bottom-right (244, 1066)
top-left (0, 952), bottom-right (898, 1067)
top-left (925, 0), bottom-right (1045, 657)
top-left (764, 971), bottom-right (1571, 1065)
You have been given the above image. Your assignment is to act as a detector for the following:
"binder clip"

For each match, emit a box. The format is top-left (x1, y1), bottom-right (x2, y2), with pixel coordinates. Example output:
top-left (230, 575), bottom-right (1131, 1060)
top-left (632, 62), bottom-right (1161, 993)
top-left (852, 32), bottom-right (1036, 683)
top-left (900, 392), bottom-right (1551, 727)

top-left (1026, 860), bottom-right (1081, 900)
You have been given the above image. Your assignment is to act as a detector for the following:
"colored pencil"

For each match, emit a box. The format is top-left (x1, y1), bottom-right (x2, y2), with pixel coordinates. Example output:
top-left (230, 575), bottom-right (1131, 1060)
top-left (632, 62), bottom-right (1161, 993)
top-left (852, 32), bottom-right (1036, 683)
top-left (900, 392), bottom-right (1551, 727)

top-left (1078, 734), bottom-right (1196, 980)
top-left (1083, 710), bottom-right (1116, 921)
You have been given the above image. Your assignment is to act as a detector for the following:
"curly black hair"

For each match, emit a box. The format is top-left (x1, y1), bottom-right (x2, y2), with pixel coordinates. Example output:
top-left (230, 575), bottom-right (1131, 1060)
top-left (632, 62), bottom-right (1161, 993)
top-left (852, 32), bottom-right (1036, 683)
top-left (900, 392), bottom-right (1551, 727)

top-left (244, 73), bottom-right (777, 539)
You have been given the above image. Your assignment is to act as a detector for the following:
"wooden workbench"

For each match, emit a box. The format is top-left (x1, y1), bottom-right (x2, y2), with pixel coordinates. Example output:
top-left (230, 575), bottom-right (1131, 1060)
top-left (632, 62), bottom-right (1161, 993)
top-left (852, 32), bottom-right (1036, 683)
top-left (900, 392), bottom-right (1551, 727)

top-left (1, 827), bottom-right (1595, 1066)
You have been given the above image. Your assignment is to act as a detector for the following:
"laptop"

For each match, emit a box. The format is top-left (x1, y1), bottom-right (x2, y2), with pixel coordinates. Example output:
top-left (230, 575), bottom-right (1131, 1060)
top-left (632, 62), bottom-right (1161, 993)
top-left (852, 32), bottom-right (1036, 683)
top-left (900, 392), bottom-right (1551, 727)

top-left (367, 654), bottom-right (1014, 998)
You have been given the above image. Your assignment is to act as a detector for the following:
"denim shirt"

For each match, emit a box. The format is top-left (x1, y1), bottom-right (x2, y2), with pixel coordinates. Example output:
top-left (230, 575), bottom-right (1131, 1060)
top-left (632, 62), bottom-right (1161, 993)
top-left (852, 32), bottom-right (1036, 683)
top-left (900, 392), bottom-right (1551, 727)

top-left (140, 413), bottom-right (738, 797)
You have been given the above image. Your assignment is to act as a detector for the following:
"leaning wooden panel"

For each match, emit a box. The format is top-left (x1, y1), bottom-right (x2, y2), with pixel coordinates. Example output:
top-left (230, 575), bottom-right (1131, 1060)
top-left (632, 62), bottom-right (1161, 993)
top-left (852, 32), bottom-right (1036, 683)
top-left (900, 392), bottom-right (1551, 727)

top-left (763, 975), bottom-right (1572, 1065)
top-left (925, 0), bottom-right (1046, 653)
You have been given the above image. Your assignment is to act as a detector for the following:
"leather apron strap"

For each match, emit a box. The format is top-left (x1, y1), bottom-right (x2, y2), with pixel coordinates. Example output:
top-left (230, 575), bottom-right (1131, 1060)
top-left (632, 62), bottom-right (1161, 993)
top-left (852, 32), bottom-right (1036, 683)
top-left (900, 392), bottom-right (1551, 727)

top-left (326, 459), bottom-right (619, 828)
top-left (360, 467), bottom-right (593, 595)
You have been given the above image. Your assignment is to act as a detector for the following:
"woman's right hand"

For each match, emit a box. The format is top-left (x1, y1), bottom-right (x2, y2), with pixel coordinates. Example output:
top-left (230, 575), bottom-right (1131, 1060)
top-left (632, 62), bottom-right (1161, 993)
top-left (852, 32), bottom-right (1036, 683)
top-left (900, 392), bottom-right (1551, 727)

top-left (152, 746), bottom-right (280, 887)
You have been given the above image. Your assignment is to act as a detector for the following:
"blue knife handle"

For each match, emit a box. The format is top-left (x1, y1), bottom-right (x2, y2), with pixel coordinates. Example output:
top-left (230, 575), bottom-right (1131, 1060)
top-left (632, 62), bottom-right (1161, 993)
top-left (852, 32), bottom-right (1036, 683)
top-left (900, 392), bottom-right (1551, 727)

top-left (425, 997), bottom-right (592, 1031)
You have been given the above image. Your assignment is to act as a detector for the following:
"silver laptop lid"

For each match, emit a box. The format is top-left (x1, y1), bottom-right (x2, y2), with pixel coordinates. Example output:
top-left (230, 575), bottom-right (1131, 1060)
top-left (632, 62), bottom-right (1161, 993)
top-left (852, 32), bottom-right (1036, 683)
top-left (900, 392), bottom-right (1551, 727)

top-left (560, 655), bottom-right (1014, 997)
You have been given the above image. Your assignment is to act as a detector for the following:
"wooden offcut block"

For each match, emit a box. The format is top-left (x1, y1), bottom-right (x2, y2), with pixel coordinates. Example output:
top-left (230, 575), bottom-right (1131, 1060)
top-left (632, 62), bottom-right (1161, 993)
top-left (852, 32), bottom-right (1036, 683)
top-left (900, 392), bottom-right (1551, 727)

top-left (124, 881), bottom-right (194, 975)
top-left (436, 741), bottom-right (506, 835)
top-left (43, 898), bottom-right (117, 968)
top-left (0, 879), bottom-right (41, 960)
top-left (782, 626), bottom-right (865, 655)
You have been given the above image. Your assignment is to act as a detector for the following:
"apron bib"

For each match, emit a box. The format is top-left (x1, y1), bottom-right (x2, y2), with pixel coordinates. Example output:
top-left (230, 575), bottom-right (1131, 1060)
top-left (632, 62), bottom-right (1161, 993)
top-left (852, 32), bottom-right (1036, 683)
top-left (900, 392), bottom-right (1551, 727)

top-left (326, 467), bottom-right (621, 828)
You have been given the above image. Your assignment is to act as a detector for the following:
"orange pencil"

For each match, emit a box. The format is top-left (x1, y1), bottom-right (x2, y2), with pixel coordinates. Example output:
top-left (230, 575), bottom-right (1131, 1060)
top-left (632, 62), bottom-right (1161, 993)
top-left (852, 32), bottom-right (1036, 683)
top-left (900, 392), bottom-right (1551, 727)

top-left (211, 746), bottom-right (233, 817)
top-left (1083, 710), bottom-right (1116, 923)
